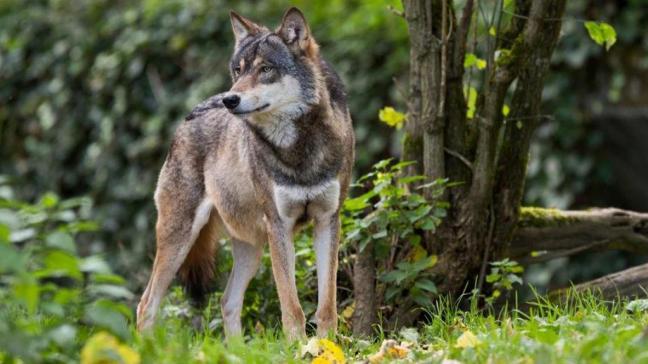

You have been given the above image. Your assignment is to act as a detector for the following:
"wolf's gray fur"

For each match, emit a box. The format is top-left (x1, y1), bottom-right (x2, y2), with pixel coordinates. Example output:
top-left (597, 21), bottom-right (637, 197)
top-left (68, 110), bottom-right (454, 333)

top-left (136, 7), bottom-right (354, 340)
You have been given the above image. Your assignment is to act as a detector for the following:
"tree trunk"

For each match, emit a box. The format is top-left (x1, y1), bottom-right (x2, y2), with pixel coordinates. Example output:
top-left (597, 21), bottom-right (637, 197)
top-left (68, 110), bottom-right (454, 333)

top-left (401, 0), bottom-right (567, 296)
top-left (351, 0), bottom-right (648, 334)
top-left (352, 245), bottom-right (377, 336)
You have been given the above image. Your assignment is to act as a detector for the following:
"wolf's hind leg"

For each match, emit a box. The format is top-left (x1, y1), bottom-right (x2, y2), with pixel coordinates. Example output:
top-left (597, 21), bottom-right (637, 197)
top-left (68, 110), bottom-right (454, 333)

top-left (221, 239), bottom-right (263, 337)
top-left (136, 160), bottom-right (211, 332)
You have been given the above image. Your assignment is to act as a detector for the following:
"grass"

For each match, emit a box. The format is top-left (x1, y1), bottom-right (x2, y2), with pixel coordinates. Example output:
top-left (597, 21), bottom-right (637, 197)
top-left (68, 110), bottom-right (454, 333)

top-left (124, 290), bottom-right (648, 364)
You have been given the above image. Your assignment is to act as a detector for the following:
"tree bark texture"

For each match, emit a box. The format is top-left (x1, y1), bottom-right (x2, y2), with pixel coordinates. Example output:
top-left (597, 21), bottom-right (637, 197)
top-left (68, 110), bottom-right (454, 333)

top-left (352, 244), bottom-right (377, 336)
top-left (402, 0), bottom-right (443, 182)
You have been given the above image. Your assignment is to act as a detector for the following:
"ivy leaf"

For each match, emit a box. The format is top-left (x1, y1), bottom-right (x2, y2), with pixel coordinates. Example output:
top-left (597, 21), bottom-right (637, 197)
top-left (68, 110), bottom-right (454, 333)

top-left (584, 21), bottom-right (617, 51)
top-left (45, 231), bottom-right (77, 253)
top-left (464, 53), bottom-right (487, 70)
top-left (415, 278), bottom-right (437, 293)
top-left (378, 107), bottom-right (406, 129)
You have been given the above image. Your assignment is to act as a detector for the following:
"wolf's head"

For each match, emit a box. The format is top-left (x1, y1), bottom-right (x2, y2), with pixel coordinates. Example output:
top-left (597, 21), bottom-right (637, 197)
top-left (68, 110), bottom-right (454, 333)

top-left (221, 8), bottom-right (322, 125)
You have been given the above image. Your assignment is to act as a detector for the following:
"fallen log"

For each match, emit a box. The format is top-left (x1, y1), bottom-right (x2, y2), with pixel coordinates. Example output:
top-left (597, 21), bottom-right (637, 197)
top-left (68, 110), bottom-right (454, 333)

top-left (552, 262), bottom-right (648, 300)
top-left (507, 207), bottom-right (648, 263)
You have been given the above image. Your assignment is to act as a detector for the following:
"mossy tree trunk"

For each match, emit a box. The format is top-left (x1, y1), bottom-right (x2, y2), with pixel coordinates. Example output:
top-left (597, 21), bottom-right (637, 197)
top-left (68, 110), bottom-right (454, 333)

top-left (352, 0), bottom-right (648, 335)
top-left (399, 0), bottom-right (566, 302)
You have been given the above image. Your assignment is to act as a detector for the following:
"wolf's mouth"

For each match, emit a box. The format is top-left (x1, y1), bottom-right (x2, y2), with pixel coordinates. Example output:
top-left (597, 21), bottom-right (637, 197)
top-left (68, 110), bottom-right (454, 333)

top-left (232, 103), bottom-right (270, 115)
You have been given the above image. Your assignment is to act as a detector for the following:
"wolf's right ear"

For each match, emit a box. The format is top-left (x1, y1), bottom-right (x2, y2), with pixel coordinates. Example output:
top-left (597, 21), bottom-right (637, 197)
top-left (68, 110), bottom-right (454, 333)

top-left (230, 11), bottom-right (260, 46)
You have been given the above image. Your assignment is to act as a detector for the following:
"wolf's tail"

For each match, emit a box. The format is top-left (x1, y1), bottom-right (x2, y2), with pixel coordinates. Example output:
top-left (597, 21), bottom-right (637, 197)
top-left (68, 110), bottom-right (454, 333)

top-left (178, 212), bottom-right (220, 308)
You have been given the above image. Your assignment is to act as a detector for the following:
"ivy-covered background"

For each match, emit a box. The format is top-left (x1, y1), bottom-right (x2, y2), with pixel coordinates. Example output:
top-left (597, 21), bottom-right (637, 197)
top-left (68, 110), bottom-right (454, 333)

top-left (1, 0), bottom-right (647, 292)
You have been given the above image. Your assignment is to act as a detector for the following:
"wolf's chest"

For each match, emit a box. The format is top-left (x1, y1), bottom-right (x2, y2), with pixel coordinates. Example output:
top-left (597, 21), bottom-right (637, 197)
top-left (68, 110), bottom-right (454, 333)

top-left (272, 179), bottom-right (340, 222)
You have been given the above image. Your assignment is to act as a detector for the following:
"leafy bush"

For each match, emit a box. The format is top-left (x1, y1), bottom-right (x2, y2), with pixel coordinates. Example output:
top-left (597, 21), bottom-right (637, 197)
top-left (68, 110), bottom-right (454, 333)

top-left (0, 178), bottom-right (133, 362)
top-left (342, 160), bottom-right (449, 313)
top-left (484, 258), bottom-right (524, 305)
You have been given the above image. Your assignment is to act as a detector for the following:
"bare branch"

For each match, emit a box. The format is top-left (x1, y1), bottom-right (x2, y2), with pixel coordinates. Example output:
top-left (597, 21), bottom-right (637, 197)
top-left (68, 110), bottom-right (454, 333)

top-left (444, 148), bottom-right (473, 171)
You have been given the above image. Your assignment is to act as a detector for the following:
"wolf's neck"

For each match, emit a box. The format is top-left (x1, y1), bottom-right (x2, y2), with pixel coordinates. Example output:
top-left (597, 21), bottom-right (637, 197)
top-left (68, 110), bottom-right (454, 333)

top-left (254, 116), bottom-right (298, 148)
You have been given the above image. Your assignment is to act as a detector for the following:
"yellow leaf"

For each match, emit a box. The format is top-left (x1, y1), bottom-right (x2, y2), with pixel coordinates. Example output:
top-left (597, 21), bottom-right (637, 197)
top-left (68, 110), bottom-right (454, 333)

top-left (305, 339), bottom-right (345, 364)
top-left (301, 337), bottom-right (321, 358)
top-left (312, 357), bottom-right (331, 364)
top-left (81, 332), bottom-right (140, 364)
top-left (317, 339), bottom-right (346, 364)
top-left (341, 303), bottom-right (355, 320)
top-left (368, 340), bottom-right (408, 363)
top-left (455, 330), bottom-right (481, 349)
top-left (464, 53), bottom-right (487, 70)
top-left (407, 245), bottom-right (427, 263)
top-left (464, 87), bottom-right (477, 119)
top-left (378, 107), bottom-right (406, 129)
top-left (489, 26), bottom-right (497, 36)
top-left (387, 345), bottom-right (410, 358)
top-left (502, 104), bottom-right (510, 117)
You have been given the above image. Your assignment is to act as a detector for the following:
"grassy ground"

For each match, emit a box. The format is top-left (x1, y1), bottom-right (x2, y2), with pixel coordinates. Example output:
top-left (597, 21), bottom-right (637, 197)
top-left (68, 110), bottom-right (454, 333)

top-left (125, 291), bottom-right (648, 364)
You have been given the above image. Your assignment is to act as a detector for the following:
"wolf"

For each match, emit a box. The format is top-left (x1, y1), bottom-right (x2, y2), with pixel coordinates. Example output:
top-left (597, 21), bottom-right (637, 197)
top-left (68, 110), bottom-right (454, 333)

top-left (136, 7), bottom-right (355, 340)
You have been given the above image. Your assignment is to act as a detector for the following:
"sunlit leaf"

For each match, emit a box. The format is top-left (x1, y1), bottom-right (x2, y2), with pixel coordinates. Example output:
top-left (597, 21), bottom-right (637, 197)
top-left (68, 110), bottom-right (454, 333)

top-left (584, 21), bottom-right (617, 51)
top-left (378, 107), bottom-right (406, 129)
top-left (464, 53), bottom-right (487, 70)
top-left (45, 231), bottom-right (77, 253)
top-left (81, 331), bottom-right (140, 364)
top-left (465, 87), bottom-right (478, 119)
top-left (456, 330), bottom-right (482, 348)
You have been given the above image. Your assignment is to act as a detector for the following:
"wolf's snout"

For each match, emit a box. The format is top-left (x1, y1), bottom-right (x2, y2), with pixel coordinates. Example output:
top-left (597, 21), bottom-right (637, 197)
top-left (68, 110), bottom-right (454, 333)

top-left (222, 94), bottom-right (241, 109)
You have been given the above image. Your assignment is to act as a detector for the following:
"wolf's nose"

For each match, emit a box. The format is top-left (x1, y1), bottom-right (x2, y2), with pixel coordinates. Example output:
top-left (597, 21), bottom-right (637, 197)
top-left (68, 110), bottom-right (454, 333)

top-left (222, 95), bottom-right (240, 109)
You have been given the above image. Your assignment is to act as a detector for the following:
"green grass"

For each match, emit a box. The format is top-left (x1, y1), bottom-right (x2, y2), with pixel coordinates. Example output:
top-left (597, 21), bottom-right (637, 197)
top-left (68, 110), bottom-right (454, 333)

top-left (127, 291), bottom-right (648, 364)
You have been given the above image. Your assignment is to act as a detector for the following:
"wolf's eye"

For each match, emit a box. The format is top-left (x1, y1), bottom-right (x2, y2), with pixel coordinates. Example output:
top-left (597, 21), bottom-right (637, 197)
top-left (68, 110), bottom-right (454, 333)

top-left (233, 66), bottom-right (241, 76)
top-left (261, 65), bottom-right (273, 73)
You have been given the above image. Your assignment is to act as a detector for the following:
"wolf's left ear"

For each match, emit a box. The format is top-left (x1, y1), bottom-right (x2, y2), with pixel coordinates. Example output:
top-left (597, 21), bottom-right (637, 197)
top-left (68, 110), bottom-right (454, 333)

top-left (277, 7), bottom-right (318, 57)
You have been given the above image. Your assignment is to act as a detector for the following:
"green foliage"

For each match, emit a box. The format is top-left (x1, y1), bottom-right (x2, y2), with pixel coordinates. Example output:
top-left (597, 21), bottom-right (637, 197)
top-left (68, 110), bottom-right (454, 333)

top-left (343, 159), bottom-right (448, 310)
top-left (0, 0), bottom-right (408, 280)
top-left (484, 258), bottom-right (524, 305)
top-left (584, 21), bottom-right (617, 51)
top-left (0, 180), bottom-right (132, 362)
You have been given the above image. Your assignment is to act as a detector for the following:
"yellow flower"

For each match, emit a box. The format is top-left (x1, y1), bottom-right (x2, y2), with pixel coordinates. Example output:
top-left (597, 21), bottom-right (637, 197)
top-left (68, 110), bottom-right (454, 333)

top-left (81, 332), bottom-right (140, 364)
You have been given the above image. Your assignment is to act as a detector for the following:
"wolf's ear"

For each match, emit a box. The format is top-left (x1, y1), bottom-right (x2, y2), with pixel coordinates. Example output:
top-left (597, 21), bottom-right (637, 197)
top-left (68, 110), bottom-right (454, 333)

top-left (230, 11), bottom-right (261, 45)
top-left (277, 7), bottom-right (318, 57)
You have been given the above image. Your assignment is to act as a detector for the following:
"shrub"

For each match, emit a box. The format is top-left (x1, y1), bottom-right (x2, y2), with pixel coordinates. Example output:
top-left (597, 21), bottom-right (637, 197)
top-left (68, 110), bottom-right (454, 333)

top-left (0, 178), bottom-right (133, 362)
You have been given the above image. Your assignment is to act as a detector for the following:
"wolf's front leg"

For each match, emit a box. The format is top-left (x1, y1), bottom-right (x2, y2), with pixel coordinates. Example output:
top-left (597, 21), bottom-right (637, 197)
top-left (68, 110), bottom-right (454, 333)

top-left (313, 213), bottom-right (340, 337)
top-left (265, 216), bottom-right (306, 341)
top-left (221, 239), bottom-right (263, 337)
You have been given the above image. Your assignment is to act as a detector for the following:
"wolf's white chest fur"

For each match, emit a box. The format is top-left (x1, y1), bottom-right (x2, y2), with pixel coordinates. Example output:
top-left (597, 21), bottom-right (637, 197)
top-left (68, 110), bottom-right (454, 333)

top-left (273, 179), bottom-right (340, 223)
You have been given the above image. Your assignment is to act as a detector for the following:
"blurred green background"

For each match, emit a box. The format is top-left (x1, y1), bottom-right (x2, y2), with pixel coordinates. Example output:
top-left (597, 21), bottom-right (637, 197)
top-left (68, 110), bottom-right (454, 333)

top-left (1, 0), bottom-right (647, 293)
